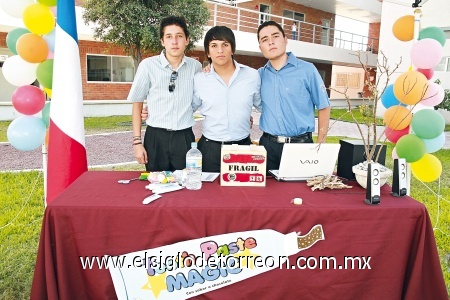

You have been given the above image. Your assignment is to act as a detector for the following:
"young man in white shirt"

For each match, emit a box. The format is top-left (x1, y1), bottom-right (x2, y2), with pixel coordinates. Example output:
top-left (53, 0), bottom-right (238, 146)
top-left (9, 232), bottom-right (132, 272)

top-left (192, 26), bottom-right (261, 172)
top-left (128, 16), bottom-right (201, 171)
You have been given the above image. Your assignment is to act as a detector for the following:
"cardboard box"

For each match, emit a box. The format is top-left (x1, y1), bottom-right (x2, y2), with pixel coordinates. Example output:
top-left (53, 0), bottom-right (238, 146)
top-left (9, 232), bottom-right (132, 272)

top-left (220, 144), bottom-right (267, 187)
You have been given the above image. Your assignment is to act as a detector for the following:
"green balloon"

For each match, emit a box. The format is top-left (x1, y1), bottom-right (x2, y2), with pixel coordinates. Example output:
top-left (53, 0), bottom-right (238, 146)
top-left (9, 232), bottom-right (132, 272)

top-left (6, 28), bottom-right (31, 54)
top-left (37, 0), bottom-right (57, 6)
top-left (396, 134), bottom-right (426, 163)
top-left (36, 59), bottom-right (54, 89)
top-left (42, 102), bottom-right (51, 127)
top-left (411, 109), bottom-right (445, 139)
top-left (419, 26), bottom-right (446, 47)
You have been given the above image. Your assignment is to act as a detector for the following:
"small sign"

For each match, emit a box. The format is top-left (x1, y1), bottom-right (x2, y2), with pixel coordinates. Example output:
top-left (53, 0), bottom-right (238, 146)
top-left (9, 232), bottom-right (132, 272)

top-left (0, 55), bottom-right (8, 62)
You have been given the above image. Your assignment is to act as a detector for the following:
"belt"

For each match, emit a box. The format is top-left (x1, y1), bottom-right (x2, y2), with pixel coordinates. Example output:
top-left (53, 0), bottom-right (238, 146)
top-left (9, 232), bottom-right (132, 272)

top-left (263, 132), bottom-right (312, 143)
top-left (149, 126), bottom-right (190, 132)
top-left (204, 135), bottom-right (250, 145)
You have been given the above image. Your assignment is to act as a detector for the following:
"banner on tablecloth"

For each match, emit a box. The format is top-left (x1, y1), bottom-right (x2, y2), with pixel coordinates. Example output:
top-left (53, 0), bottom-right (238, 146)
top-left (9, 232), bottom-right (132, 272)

top-left (108, 225), bottom-right (324, 299)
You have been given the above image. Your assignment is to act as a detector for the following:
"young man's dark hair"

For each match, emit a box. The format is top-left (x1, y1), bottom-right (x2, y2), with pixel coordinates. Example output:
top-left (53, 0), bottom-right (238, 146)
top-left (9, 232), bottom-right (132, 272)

top-left (257, 20), bottom-right (286, 41)
top-left (203, 26), bottom-right (236, 64)
top-left (160, 16), bottom-right (190, 39)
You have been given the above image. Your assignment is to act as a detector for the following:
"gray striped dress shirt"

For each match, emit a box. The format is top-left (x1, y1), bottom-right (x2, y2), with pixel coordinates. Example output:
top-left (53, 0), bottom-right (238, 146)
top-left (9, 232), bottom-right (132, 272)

top-left (128, 51), bottom-right (202, 130)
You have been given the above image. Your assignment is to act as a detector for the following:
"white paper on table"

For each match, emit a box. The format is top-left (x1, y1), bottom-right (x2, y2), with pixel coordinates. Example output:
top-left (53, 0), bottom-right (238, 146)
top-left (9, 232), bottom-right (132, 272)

top-left (201, 172), bottom-right (220, 182)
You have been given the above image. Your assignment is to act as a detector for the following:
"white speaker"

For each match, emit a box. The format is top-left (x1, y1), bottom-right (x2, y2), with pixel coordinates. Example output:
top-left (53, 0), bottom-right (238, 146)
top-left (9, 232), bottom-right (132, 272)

top-left (391, 158), bottom-right (407, 197)
top-left (364, 162), bottom-right (381, 205)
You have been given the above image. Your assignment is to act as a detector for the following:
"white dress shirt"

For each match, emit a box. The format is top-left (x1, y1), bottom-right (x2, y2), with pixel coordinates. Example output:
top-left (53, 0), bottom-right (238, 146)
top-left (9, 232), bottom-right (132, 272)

top-left (192, 61), bottom-right (261, 141)
top-left (128, 51), bottom-right (201, 130)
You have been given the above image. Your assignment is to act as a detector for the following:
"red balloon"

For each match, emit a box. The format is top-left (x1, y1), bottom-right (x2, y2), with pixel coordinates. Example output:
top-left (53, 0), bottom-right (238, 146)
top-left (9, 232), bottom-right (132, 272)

top-left (416, 68), bottom-right (434, 80)
top-left (385, 126), bottom-right (410, 143)
top-left (12, 86), bottom-right (46, 115)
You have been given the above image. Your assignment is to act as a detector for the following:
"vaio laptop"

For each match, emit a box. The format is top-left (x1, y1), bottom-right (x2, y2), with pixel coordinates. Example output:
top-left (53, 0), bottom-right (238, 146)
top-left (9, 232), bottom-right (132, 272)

top-left (269, 143), bottom-right (341, 181)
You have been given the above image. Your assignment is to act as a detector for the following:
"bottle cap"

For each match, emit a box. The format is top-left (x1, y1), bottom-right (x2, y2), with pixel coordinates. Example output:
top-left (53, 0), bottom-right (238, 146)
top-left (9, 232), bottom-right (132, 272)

top-left (191, 142), bottom-right (197, 148)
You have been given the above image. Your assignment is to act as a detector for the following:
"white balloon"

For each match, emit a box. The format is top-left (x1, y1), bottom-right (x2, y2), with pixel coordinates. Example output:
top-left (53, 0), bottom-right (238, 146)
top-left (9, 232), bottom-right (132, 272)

top-left (0, 0), bottom-right (34, 18)
top-left (410, 103), bottom-right (434, 114)
top-left (2, 55), bottom-right (38, 87)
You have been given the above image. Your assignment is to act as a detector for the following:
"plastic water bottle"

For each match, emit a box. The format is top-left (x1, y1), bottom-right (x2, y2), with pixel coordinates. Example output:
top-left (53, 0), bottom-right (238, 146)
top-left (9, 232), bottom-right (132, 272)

top-left (185, 142), bottom-right (202, 190)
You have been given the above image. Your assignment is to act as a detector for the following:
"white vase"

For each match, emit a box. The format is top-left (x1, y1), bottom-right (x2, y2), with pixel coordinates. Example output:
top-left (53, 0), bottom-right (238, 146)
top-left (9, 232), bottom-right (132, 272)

top-left (352, 163), bottom-right (393, 189)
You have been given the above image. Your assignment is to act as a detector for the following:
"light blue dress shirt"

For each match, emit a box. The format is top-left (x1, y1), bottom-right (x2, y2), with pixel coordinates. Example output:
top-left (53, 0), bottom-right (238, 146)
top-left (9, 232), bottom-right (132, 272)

top-left (258, 52), bottom-right (330, 137)
top-left (192, 61), bottom-right (262, 141)
top-left (127, 51), bottom-right (201, 130)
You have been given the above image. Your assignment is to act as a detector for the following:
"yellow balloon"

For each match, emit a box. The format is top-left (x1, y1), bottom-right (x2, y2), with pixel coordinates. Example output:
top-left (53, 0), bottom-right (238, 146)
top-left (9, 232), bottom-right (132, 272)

top-left (23, 4), bottom-right (55, 35)
top-left (384, 105), bottom-right (412, 130)
top-left (44, 87), bottom-right (52, 98)
top-left (393, 71), bottom-right (428, 105)
top-left (392, 15), bottom-right (415, 42)
top-left (411, 153), bottom-right (442, 182)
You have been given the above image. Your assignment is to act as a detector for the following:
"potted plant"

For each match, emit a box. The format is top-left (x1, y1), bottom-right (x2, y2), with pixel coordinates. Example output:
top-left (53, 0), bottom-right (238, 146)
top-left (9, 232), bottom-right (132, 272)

top-left (329, 51), bottom-right (425, 188)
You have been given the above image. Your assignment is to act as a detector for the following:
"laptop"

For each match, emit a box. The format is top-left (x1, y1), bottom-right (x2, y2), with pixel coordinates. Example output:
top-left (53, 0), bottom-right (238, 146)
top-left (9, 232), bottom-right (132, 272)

top-left (269, 143), bottom-right (341, 181)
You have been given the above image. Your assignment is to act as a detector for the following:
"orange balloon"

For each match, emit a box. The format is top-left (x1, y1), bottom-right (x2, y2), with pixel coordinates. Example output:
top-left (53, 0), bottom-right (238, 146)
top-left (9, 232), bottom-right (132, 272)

top-left (384, 105), bottom-right (412, 130)
top-left (392, 15), bottom-right (415, 42)
top-left (393, 71), bottom-right (428, 105)
top-left (16, 33), bottom-right (49, 63)
top-left (45, 128), bottom-right (50, 147)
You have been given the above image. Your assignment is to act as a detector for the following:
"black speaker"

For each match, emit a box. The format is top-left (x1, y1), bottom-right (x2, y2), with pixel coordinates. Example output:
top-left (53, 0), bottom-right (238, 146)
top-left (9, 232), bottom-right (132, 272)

top-left (337, 140), bottom-right (386, 180)
top-left (391, 158), bottom-right (407, 197)
top-left (365, 162), bottom-right (381, 205)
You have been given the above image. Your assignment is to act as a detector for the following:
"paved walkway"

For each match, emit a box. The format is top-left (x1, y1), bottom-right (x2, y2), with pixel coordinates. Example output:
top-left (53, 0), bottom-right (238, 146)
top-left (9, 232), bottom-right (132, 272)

top-left (1, 112), bottom-right (449, 171)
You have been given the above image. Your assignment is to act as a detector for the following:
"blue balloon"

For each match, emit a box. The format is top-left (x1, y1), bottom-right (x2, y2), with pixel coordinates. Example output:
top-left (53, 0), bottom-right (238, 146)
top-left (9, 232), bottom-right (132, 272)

top-left (43, 28), bottom-right (56, 52)
top-left (381, 84), bottom-right (405, 108)
top-left (422, 132), bottom-right (446, 153)
top-left (7, 116), bottom-right (46, 151)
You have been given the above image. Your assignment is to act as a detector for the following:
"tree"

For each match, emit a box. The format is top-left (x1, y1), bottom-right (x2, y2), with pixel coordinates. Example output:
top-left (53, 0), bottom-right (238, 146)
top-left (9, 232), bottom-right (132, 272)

top-left (82, 0), bottom-right (210, 69)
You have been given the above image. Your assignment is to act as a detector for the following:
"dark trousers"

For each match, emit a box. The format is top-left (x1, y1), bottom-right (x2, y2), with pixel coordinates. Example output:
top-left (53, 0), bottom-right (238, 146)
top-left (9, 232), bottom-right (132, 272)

top-left (259, 133), bottom-right (313, 171)
top-left (197, 135), bottom-right (251, 173)
top-left (143, 126), bottom-right (194, 172)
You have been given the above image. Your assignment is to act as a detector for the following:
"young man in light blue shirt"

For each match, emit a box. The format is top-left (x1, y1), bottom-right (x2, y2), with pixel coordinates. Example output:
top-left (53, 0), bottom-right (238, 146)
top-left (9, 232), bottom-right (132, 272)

top-left (128, 16), bottom-right (202, 171)
top-left (192, 26), bottom-right (262, 172)
top-left (257, 21), bottom-right (331, 171)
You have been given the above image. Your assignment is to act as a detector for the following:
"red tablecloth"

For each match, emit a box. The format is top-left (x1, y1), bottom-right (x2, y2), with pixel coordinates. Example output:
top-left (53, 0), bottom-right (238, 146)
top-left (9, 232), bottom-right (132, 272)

top-left (31, 171), bottom-right (447, 299)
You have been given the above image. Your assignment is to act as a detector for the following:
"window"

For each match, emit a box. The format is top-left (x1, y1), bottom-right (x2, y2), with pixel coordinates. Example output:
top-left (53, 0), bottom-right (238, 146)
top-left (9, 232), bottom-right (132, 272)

top-left (87, 55), bottom-right (135, 83)
top-left (336, 73), bottom-right (360, 88)
top-left (259, 4), bottom-right (270, 25)
top-left (283, 9), bottom-right (305, 22)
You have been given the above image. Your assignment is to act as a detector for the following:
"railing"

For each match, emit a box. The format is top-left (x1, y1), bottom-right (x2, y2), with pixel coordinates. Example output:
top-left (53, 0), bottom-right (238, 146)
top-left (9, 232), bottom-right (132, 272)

top-left (205, 1), bottom-right (378, 53)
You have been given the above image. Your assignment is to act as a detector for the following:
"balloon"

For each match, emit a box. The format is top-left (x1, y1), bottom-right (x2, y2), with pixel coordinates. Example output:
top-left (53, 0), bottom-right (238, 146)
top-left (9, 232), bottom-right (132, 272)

top-left (12, 86), bottom-right (46, 116)
top-left (0, 0), bottom-right (34, 18)
top-left (50, 6), bottom-right (57, 17)
top-left (392, 147), bottom-right (399, 159)
top-left (392, 15), bottom-right (414, 42)
top-left (384, 105), bottom-right (412, 130)
top-left (7, 116), bottom-right (47, 151)
top-left (43, 29), bottom-right (56, 52)
top-left (419, 26), bottom-right (446, 47)
top-left (6, 28), bottom-right (31, 54)
top-left (396, 134), bottom-right (426, 163)
top-left (385, 126), bottom-right (409, 143)
top-left (422, 132), bottom-right (446, 153)
top-left (421, 82), bottom-right (445, 107)
top-left (44, 87), bottom-right (52, 98)
top-left (37, 0), bottom-right (57, 6)
top-left (1, 55), bottom-right (38, 87)
top-left (381, 84), bottom-right (404, 109)
top-left (411, 153), bottom-right (442, 182)
top-left (36, 59), bottom-right (54, 89)
top-left (23, 4), bottom-right (55, 35)
top-left (411, 109), bottom-right (445, 139)
top-left (411, 39), bottom-right (444, 69)
top-left (416, 68), bottom-right (434, 80)
top-left (16, 33), bottom-right (49, 63)
top-left (42, 102), bottom-right (51, 127)
top-left (393, 71), bottom-right (428, 105)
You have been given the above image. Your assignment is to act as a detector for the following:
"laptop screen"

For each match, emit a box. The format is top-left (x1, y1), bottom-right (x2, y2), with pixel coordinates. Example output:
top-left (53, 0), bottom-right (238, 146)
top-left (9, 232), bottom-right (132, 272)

top-left (272, 143), bottom-right (341, 180)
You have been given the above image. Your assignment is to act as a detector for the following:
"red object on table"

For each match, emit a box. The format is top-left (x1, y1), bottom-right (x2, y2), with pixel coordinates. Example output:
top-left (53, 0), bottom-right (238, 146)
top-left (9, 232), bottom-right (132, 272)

top-left (31, 171), bottom-right (447, 300)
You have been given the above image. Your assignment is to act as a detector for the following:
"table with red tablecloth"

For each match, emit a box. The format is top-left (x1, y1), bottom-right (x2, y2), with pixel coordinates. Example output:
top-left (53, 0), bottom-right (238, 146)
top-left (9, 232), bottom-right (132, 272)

top-left (31, 171), bottom-right (447, 299)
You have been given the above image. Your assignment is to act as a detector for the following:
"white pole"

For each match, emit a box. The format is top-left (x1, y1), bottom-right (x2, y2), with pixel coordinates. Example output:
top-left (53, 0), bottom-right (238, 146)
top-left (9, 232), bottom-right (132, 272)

top-left (406, 8), bottom-right (422, 196)
top-left (42, 142), bottom-right (48, 207)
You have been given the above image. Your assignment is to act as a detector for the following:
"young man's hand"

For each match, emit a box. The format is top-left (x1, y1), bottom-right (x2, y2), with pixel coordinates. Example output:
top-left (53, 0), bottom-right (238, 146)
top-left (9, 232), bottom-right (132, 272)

top-left (141, 105), bottom-right (148, 121)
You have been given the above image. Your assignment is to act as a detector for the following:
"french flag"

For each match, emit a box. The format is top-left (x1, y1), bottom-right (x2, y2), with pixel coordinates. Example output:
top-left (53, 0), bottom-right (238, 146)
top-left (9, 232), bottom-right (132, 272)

top-left (46, 0), bottom-right (87, 203)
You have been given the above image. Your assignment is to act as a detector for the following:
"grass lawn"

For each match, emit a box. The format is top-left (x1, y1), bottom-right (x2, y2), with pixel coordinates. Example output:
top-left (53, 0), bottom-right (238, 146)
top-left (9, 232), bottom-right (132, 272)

top-left (0, 116), bottom-right (449, 298)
